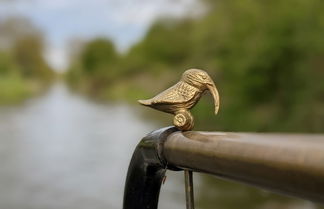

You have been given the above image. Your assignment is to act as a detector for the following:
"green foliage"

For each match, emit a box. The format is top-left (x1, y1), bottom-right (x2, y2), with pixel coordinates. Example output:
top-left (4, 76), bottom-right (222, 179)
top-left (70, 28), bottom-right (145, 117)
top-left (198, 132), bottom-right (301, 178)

top-left (0, 52), bottom-right (18, 75)
top-left (0, 17), bottom-right (54, 104)
top-left (67, 38), bottom-right (121, 94)
top-left (0, 75), bottom-right (30, 104)
top-left (81, 38), bottom-right (118, 76)
top-left (193, 0), bottom-right (324, 132)
top-left (68, 0), bottom-right (324, 132)
top-left (12, 34), bottom-right (52, 79)
top-left (134, 20), bottom-right (193, 66)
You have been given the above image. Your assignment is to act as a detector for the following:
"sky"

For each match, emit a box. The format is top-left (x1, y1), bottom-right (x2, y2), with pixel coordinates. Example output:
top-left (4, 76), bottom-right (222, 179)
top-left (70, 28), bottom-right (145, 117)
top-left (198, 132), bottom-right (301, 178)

top-left (0, 0), bottom-right (201, 71)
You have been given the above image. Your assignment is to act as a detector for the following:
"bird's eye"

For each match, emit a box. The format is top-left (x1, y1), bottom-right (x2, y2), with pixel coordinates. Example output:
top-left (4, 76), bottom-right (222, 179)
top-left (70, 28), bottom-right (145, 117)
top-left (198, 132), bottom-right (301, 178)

top-left (200, 74), bottom-right (207, 80)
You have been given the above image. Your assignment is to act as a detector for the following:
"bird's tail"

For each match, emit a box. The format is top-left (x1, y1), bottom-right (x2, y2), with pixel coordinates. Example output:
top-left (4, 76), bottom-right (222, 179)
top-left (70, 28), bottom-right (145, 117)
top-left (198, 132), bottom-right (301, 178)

top-left (138, 99), bottom-right (151, 106)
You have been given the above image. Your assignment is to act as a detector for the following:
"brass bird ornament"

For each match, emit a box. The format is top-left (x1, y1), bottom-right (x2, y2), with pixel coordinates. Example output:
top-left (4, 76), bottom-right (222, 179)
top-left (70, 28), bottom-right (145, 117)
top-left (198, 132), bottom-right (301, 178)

top-left (138, 69), bottom-right (220, 131)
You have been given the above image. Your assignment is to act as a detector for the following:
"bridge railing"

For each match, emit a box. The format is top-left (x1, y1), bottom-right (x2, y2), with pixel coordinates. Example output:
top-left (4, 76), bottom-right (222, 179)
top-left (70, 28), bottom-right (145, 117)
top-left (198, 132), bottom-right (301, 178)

top-left (123, 127), bottom-right (324, 209)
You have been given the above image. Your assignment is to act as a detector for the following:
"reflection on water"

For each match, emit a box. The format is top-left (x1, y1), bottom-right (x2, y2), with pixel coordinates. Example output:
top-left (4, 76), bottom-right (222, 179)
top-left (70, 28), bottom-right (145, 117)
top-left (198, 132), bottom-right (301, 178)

top-left (0, 83), bottom-right (184, 209)
top-left (0, 83), bottom-right (322, 209)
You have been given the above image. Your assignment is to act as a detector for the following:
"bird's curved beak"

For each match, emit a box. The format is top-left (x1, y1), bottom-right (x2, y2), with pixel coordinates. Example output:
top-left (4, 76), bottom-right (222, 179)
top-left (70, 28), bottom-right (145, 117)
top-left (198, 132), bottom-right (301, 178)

top-left (206, 80), bottom-right (220, 115)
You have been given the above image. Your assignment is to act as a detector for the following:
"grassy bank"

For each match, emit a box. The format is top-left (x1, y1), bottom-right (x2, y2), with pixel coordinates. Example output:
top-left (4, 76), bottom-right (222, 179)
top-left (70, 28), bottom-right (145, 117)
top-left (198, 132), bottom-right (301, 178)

top-left (0, 17), bottom-right (54, 105)
top-left (0, 75), bottom-right (48, 105)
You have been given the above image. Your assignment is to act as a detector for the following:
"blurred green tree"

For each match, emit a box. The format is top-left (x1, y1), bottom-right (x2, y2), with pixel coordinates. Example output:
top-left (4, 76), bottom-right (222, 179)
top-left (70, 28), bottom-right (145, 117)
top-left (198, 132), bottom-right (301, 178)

top-left (0, 16), bottom-right (54, 104)
top-left (67, 0), bottom-right (324, 132)
top-left (81, 38), bottom-right (118, 76)
top-left (12, 34), bottom-right (52, 79)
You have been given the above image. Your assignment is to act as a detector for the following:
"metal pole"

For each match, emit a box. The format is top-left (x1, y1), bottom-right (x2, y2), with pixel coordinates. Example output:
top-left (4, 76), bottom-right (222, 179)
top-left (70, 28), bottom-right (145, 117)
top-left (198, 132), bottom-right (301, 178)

top-left (184, 170), bottom-right (195, 209)
top-left (163, 130), bottom-right (324, 203)
top-left (123, 127), bottom-right (324, 208)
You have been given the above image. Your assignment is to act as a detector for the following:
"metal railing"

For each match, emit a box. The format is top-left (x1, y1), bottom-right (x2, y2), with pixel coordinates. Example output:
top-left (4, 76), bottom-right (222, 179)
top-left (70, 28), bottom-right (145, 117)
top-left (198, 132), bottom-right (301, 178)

top-left (123, 127), bottom-right (324, 209)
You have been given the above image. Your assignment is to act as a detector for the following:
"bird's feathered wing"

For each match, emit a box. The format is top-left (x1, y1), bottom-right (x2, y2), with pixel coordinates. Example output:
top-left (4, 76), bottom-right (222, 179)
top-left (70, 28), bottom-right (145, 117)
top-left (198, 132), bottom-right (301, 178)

top-left (138, 81), bottom-right (198, 105)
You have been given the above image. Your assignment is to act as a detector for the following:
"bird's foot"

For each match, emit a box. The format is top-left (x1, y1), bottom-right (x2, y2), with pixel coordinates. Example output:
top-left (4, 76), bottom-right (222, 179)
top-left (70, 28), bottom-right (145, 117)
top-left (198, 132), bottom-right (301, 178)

top-left (173, 110), bottom-right (194, 131)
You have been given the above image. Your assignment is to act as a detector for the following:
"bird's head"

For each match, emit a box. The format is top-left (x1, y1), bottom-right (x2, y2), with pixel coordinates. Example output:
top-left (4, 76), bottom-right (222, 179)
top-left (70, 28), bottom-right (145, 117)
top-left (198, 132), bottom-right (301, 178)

top-left (182, 69), bottom-right (220, 114)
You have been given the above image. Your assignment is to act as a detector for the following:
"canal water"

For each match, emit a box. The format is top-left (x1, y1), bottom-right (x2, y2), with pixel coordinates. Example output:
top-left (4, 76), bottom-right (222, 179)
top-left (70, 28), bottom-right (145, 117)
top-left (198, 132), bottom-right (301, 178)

top-left (0, 83), bottom-right (185, 209)
top-left (0, 83), bottom-right (320, 209)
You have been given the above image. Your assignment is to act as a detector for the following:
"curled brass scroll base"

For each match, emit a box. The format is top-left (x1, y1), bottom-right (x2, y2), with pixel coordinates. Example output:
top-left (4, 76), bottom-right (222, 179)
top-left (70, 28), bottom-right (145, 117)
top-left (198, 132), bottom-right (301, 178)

top-left (173, 109), bottom-right (194, 131)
